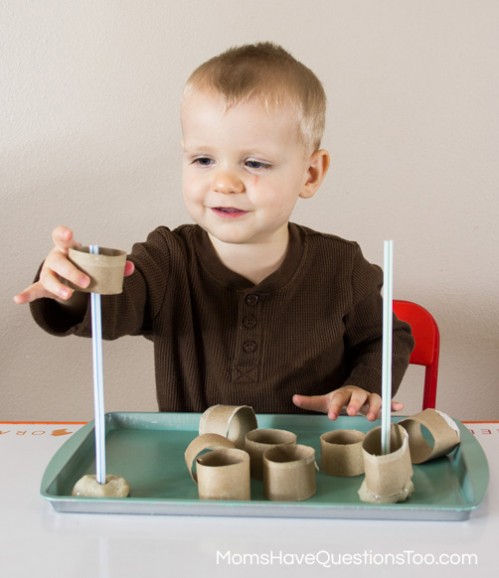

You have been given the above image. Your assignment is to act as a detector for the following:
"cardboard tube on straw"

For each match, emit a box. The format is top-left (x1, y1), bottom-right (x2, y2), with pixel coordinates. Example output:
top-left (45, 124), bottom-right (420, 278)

top-left (69, 243), bottom-right (130, 496)
top-left (381, 240), bottom-right (394, 455)
top-left (358, 424), bottom-right (414, 504)
top-left (68, 246), bottom-right (126, 295)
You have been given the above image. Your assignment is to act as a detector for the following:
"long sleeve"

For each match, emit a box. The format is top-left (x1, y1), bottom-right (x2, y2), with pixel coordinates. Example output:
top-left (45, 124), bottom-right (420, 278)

top-left (29, 223), bottom-right (414, 413)
top-left (29, 227), bottom-right (172, 340)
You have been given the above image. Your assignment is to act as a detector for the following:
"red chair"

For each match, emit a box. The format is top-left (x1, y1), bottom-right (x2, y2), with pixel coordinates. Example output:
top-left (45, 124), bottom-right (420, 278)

top-left (393, 300), bottom-right (440, 409)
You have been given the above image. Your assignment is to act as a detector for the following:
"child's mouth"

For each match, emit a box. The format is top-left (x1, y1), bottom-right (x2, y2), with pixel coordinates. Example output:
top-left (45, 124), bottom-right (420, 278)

top-left (212, 207), bottom-right (248, 218)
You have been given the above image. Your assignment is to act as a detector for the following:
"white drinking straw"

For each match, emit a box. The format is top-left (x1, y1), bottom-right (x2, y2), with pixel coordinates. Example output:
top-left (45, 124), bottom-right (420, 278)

top-left (89, 245), bottom-right (106, 484)
top-left (381, 240), bottom-right (394, 455)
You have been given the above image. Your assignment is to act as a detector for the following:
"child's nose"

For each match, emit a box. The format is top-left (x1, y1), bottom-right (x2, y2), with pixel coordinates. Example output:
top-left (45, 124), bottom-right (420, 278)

top-left (212, 171), bottom-right (245, 195)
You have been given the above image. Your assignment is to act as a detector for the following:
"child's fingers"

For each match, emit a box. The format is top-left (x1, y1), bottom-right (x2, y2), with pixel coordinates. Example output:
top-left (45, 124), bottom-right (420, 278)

top-left (29, 225), bottom-right (85, 300)
top-left (360, 396), bottom-right (402, 421)
top-left (293, 389), bottom-right (367, 420)
top-left (14, 256), bottom-right (87, 304)
top-left (13, 281), bottom-right (61, 304)
top-left (124, 260), bottom-right (135, 277)
top-left (355, 397), bottom-right (402, 421)
top-left (43, 249), bottom-right (90, 290)
top-left (52, 225), bottom-right (78, 252)
top-left (293, 390), bottom-right (351, 420)
top-left (38, 265), bottom-right (80, 300)
top-left (292, 393), bottom-right (331, 415)
top-left (343, 388), bottom-right (370, 417)
top-left (326, 389), bottom-right (357, 420)
top-left (37, 247), bottom-right (90, 302)
top-left (15, 243), bottom-right (90, 305)
top-left (293, 388), bottom-right (401, 423)
top-left (14, 272), bottom-right (88, 304)
top-left (362, 393), bottom-right (382, 421)
top-left (391, 400), bottom-right (404, 412)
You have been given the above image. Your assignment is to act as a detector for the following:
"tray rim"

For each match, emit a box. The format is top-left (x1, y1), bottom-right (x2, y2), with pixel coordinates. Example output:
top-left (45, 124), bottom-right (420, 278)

top-left (40, 411), bottom-right (489, 521)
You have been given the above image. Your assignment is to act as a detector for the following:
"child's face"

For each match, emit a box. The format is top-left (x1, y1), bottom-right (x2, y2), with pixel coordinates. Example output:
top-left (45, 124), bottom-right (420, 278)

top-left (181, 90), bottom-right (324, 248)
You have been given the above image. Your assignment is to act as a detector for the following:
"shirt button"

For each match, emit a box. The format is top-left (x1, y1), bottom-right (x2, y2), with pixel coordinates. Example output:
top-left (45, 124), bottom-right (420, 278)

top-left (242, 340), bottom-right (258, 353)
top-left (242, 315), bottom-right (257, 329)
top-left (245, 294), bottom-right (259, 306)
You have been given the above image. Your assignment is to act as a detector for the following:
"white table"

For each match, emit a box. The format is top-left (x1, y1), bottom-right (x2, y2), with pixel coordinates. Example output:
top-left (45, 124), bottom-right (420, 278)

top-left (0, 421), bottom-right (497, 577)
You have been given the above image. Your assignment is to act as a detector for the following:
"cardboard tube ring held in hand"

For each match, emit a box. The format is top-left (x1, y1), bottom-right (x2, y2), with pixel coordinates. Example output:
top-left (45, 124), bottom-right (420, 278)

top-left (398, 409), bottom-right (461, 464)
top-left (244, 428), bottom-right (297, 480)
top-left (199, 405), bottom-right (258, 449)
top-left (68, 247), bottom-right (127, 295)
top-left (320, 430), bottom-right (366, 477)
top-left (263, 444), bottom-right (317, 501)
top-left (358, 424), bottom-right (414, 504)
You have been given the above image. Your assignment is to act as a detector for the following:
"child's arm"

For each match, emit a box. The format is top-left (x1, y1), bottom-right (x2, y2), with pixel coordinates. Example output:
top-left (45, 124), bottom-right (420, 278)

top-left (14, 226), bottom-right (134, 310)
top-left (292, 387), bottom-right (404, 421)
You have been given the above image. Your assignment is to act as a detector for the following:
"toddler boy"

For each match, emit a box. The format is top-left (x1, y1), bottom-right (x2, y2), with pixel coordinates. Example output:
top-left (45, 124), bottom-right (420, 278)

top-left (15, 43), bottom-right (414, 420)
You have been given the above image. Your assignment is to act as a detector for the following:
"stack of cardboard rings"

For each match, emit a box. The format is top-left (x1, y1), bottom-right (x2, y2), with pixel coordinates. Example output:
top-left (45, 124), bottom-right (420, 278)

top-left (185, 405), bottom-right (318, 502)
top-left (185, 406), bottom-right (462, 505)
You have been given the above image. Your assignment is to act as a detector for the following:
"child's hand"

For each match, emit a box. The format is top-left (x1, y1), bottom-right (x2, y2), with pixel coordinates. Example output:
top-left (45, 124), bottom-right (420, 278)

top-left (292, 385), bottom-right (403, 421)
top-left (13, 226), bottom-right (135, 305)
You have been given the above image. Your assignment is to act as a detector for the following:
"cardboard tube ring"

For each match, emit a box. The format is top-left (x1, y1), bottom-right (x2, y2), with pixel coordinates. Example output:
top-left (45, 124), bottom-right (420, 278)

top-left (196, 448), bottom-right (251, 501)
top-left (199, 405), bottom-right (257, 449)
top-left (184, 433), bottom-right (250, 500)
top-left (244, 428), bottom-right (297, 480)
top-left (398, 409), bottom-right (461, 464)
top-left (358, 424), bottom-right (414, 504)
top-left (184, 433), bottom-right (236, 483)
top-left (263, 444), bottom-right (317, 501)
top-left (320, 430), bottom-right (365, 477)
top-left (68, 247), bottom-right (127, 295)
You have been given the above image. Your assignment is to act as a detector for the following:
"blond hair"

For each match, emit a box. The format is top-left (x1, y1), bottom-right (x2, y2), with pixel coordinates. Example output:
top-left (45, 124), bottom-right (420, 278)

top-left (183, 42), bottom-right (326, 152)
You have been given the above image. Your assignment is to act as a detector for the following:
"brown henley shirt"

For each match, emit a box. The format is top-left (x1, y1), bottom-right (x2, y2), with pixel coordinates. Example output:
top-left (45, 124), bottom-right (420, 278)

top-left (30, 223), bottom-right (414, 414)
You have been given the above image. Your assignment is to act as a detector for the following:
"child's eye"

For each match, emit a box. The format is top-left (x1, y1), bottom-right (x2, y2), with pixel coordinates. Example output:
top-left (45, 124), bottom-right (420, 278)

top-left (245, 159), bottom-right (271, 170)
top-left (192, 156), bottom-right (214, 167)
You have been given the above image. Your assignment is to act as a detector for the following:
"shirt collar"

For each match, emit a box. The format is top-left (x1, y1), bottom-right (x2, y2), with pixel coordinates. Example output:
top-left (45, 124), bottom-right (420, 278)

top-left (194, 223), bottom-right (306, 292)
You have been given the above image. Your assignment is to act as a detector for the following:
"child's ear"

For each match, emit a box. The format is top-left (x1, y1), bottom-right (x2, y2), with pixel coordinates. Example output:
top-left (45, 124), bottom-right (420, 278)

top-left (300, 149), bottom-right (330, 199)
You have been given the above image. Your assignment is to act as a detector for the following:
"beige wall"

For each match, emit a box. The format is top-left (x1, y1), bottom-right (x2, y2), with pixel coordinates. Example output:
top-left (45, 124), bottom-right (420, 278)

top-left (2, 0), bottom-right (498, 421)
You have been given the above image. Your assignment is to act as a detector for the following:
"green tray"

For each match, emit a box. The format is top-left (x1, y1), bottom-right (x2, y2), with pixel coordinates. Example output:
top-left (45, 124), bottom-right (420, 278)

top-left (41, 412), bottom-right (489, 520)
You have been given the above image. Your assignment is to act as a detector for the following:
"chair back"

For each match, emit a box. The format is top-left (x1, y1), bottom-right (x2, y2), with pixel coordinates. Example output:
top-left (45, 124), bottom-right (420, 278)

top-left (393, 300), bottom-right (440, 409)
